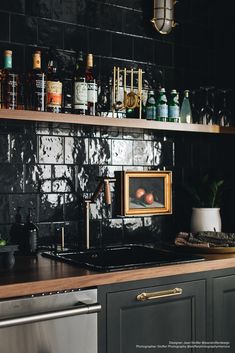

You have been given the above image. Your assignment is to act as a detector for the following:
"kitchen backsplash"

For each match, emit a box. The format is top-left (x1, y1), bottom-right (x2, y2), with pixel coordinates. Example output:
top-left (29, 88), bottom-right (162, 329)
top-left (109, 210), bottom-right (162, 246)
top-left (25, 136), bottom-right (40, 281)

top-left (0, 0), bottom-right (234, 248)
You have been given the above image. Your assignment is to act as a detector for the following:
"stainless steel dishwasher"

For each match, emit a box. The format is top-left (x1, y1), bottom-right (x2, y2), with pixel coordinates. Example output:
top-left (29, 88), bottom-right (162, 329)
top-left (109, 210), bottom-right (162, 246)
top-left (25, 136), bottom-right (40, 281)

top-left (0, 288), bottom-right (101, 353)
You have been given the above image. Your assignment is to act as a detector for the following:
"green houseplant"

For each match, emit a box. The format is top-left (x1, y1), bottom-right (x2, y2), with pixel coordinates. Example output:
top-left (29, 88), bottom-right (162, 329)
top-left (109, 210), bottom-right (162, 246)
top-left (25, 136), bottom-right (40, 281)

top-left (185, 175), bottom-right (224, 232)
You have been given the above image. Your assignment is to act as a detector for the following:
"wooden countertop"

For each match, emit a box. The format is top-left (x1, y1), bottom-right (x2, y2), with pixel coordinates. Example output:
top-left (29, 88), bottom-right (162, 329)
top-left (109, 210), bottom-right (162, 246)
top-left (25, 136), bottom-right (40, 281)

top-left (0, 253), bottom-right (235, 299)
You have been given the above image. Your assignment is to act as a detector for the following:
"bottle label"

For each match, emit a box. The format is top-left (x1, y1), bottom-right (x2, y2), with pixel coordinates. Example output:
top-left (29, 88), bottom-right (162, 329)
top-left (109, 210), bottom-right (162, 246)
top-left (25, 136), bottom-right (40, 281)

top-left (146, 106), bottom-right (156, 120)
top-left (46, 81), bottom-right (62, 108)
top-left (6, 73), bottom-right (18, 109)
top-left (34, 73), bottom-right (46, 111)
top-left (87, 82), bottom-right (98, 103)
top-left (168, 105), bottom-right (179, 118)
top-left (157, 104), bottom-right (168, 118)
top-left (74, 81), bottom-right (88, 109)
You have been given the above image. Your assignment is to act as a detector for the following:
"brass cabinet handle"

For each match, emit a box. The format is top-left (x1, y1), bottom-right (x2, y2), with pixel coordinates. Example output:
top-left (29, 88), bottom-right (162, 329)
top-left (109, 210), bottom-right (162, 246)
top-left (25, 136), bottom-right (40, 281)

top-left (136, 288), bottom-right (183, 301)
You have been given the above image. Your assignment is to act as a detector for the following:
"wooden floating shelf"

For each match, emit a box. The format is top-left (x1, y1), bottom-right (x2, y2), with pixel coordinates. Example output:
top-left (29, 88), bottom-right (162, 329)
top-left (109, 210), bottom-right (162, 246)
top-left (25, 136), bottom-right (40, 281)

top-left (0, 109), bottom-right (235, 134)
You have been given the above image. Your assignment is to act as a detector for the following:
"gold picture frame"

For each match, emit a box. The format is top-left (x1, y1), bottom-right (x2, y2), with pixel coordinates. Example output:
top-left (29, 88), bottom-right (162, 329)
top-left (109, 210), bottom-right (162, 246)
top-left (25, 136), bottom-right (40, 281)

top-left (115, 171), bottom-right (172, 216)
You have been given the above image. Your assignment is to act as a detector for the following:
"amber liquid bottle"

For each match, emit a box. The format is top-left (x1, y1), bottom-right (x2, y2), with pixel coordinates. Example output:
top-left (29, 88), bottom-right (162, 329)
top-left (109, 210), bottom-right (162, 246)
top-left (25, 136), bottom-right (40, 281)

top-left (73, 51), bottom-right (87, 115)
top-left (46, 55), bottom-right (62, 113)
top-left (29, 51), bottom-right (46, 111)
top-left (86, 53), bottom-right (97, 116)
top-left (1, 50), bottom-right (19, 109)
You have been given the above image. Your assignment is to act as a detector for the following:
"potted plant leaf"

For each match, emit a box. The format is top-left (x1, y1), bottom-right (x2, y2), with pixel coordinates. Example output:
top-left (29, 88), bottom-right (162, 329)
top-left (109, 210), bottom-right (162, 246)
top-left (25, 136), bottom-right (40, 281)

top-left (185, 174), bottom-right (224, 232)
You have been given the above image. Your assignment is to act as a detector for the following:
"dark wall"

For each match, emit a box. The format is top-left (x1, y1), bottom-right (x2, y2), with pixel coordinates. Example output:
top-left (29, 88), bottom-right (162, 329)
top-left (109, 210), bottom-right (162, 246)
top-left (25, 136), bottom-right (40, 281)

top-left (0, 0), bottom-right (234, 248)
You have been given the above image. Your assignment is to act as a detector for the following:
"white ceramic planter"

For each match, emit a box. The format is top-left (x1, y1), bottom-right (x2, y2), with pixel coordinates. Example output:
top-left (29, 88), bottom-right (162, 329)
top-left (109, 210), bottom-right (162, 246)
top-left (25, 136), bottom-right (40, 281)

top-left (190, 208), bottom-right (222, 233)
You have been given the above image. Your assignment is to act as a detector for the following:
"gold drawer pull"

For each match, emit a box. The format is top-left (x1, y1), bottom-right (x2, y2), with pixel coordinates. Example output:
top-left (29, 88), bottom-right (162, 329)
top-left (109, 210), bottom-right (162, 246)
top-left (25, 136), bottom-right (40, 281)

top-left (136, 287), bottom-right (183, 301)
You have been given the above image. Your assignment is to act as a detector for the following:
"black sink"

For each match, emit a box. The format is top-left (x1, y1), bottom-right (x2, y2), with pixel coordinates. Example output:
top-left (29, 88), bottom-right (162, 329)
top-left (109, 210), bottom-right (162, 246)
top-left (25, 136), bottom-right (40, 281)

top-left (42, 245), bottom-right (205, 272)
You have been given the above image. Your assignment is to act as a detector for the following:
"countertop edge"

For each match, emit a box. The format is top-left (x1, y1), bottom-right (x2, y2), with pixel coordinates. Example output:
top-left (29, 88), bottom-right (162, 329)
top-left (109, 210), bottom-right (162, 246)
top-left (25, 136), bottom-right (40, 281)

top-left (1, 257), bottom-right (235, 299)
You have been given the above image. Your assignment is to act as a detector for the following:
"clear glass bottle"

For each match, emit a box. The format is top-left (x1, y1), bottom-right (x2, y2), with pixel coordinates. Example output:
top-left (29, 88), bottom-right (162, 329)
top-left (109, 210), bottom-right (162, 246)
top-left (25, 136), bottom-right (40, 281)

top-left (46, 51), bottom-right (62, 113)
top-left (73, 51), bottom-right (87, 115)
top-left (86, 53), bottom-right (97, 116)
top-left (180, 90), bottom-right (192, 123)
top-left (145, 90), bottom-right (156, 120)
top-left (29, 50), bottom-right (46, 111)
top-left (167, 89), bottom-right (179, 123)
top-left (156, 88), bottom-right (168, 121)
top-left (1, 50), bottom-right (19, 110)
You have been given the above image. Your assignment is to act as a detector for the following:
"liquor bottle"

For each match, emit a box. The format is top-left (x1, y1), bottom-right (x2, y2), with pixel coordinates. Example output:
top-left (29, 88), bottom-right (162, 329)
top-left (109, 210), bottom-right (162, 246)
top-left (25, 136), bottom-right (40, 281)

top-left (145, 90), bottom-right (156, 120)
top-left (1, 50), bottom-right (19, 110)
top-left (73, 51), bottom-right (87, 115)
top-left (29, 50), bottom-right (46, 111)
top-left (86, 53), bottom-right (97, 116)
top-left (180, 90), bottom-right (192, 123)
top-left (168, 89), bottom-right (179, 123)
top-left (46, 52), bottom-right (62, 113)
top-left (23, 208), bottom-right (39, 255)
top-left (10, 207), bottom-right (24, 254)
top-left (156, 88), bottom-right (168, 121)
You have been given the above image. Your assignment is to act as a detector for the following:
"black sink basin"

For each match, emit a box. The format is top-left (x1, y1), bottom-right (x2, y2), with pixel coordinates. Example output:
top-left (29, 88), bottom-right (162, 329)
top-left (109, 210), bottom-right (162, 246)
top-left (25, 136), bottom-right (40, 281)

top-left (42, 245), bottom-right (204, 272)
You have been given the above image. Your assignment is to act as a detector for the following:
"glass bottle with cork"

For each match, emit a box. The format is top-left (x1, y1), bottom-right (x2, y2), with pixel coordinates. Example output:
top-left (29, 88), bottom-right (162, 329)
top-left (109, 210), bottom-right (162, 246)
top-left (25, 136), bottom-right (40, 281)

top-left (156, 88), bottom-right (168, 121)
top-left (1, 50), bottom-right (19, 110)
top-left (28, 50), bottom-right (46, 111)
top-left (85, 53), bottom-right (97, 116)
top-left (145, 90), bottom-right (157, 120)
top-left (168, 89), bottom-right (180, 123)
top-left (73, 50), bottom-right (87, 115)
top-left (46, 49), bottom-right (63, 113)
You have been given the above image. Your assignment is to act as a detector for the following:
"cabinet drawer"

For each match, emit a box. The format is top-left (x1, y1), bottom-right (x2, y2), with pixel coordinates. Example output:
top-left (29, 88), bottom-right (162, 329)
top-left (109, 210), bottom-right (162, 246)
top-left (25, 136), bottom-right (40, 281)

top-left (107, 280), bottom-right (206, 353)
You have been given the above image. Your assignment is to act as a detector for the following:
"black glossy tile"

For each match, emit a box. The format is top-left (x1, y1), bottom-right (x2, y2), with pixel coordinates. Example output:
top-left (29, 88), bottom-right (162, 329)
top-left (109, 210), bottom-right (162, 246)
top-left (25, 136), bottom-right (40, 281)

top-left (52, 165), bottom-right (75, 192)
top-left (11, 15), bottom-right (37, 45)
top-left (64, 193), bottom-right (82, 221)
top-left (88, 138), bottom-right (111, 165)
top-left (88, 29), bottom-right (111, 57)
top-left (52, 0), bottom-right (78, 23)
top-left (11, 133), bottom-right (37, 164)
top-left (94, 2), bottom-right (123, 32)
top-left (76, 165), bottom-right (99, 193)
top-left (153, 139), bottom-right (164, 167)
top-left (64, 25), bottom-right (88, 52)
top-left (25, 0), bottom-right (52, 18)
top-left (38, 19), bottom-right (64, 49)
top-left (39, 193), bottom-right (64, 222)
top-left (123, 9), bottom-right (145, 36)
top-left (0, 195), bottom-right (10, 224)
top-left (38, 136), bottom-right (64, 164)
top-left (112, 33), bottom-right (133, 60)
top-left (64, 137), bottom-right (88, 165)
top-left (122, 128), bottom-right (143, 140)
top-left (8, 194), bottom-right (38, 223)
top-left (0, 12), bottom-right (9, 42)
top-left (154, 41), bottom-right (173, 67)
top-left (0, 134), bottom-right (10, 163)
top-left (133, 140), bottom-right (153, 165)
top-left (102, 219), bottom-right (124, 246)
top-left (0, 0), bottom-right (25, 13)
top-left (112, 140), bottom-right (133, 165)
top-left (0, 164), bottom-right (23, 193)
top-left (100, 127), bottom-right (122, 139)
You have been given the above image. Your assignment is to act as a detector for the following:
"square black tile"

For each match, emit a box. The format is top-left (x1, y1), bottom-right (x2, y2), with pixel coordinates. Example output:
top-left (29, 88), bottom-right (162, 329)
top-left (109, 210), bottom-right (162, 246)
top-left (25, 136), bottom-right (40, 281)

top-left (64, 25), bottom-right (88, 52)
top-left (0, 164), bottom-right (24, 193)
top-left (0, 12), bottom-right (9, 42)
top-left (88, 29), bottom-right (111, 57)
top-left (11, 15), bottom-right (38, 45)
top-left (38, 19), bottom-right (64, 49)
top-left (39, 193), bottom-right (64, 222)
top-left (0, 134), bottom-right (10, 163)
top-left (10, 132), bottom-right (37, 164)
top-left (0, 0), bottom-right (25, 13)
top-left (25, 0), bottom-right (52, 18)
top-left (112, 33), bottom-right (133, 60)
top-left (38, 136), bottom-right (64, 164)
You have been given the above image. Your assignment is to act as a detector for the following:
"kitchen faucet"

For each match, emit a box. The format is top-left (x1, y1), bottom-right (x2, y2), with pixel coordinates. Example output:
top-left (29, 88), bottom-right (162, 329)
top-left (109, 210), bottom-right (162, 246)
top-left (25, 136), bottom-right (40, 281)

top-left (84, 177), bottom-right (116, 249)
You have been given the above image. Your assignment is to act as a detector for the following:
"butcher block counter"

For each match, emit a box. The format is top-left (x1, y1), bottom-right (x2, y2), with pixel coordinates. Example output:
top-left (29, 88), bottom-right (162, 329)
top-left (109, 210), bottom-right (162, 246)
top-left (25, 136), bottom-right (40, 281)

top-left (1, 252), bottom-right (235, 299)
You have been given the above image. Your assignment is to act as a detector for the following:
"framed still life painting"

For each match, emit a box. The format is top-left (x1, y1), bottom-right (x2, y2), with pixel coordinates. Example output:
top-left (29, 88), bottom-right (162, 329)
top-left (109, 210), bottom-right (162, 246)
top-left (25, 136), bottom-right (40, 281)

top-left (115, 171), bottom-right (172, 216)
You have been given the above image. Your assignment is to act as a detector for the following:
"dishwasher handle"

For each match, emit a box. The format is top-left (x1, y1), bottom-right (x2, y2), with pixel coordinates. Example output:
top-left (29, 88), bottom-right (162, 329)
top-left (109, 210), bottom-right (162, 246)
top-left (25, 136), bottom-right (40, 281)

top-left (0, 302), bottom-right (101, 329)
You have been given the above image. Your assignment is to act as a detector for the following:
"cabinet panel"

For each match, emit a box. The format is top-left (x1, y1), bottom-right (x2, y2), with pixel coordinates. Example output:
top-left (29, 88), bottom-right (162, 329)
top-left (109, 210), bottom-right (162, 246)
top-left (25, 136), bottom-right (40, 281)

top-left (213, 275), bottom-right (235, 353)
top-left (107, 280), bottom-right (206, 353)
